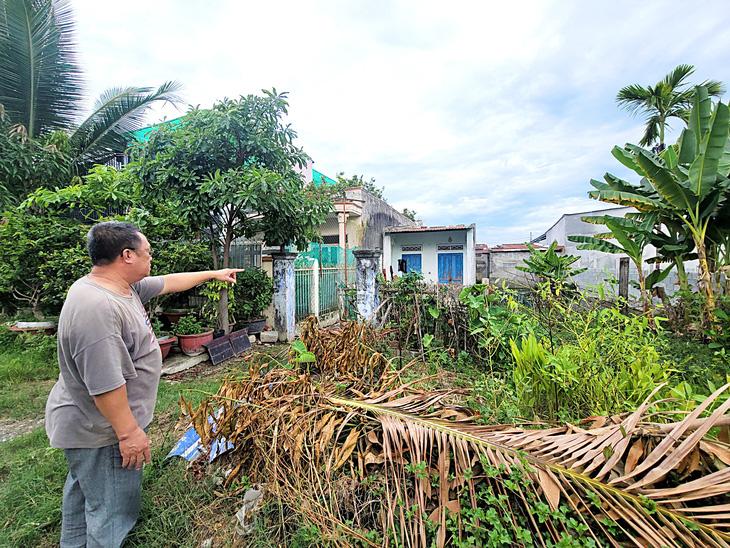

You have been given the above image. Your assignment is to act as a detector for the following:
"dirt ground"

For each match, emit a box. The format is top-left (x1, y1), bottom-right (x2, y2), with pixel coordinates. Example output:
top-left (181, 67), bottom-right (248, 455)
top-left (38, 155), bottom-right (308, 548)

top-left (0, 417), bottom-right (45, 443)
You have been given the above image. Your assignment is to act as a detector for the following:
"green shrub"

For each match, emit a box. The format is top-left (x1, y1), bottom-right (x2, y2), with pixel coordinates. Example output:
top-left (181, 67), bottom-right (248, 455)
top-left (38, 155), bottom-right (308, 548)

top-left (459, 284), bottom-right (538, 370)
top-left (174, 315), bottom-right (207, 336)
top-left (511, 305), bottom-right (671, 421)
top-left (232, 268), bottom-right (273, 321)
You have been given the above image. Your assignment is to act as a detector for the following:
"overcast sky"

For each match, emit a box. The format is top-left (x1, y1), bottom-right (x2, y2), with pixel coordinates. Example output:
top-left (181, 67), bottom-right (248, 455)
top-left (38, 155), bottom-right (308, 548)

top-left (73, 0), bottom-right (729, 245)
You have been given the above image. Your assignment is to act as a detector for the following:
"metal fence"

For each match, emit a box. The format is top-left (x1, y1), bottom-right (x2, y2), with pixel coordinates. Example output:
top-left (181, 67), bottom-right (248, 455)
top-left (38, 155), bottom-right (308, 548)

top-left (229, 242), bottom-right (262, 269)
top-left (295, 268), bottom-right (314, 322)
top-left (294, 264), bottom-right (356, 322)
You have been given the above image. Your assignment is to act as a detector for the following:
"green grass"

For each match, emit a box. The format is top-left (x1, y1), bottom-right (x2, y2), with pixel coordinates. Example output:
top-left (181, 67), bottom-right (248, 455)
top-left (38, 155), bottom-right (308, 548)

top-left (0, 331), bottom-right (59, 420)
top-left (0, 336), bottom-right (244, 548)
top-left (0, 429), bottom-right (66, 547)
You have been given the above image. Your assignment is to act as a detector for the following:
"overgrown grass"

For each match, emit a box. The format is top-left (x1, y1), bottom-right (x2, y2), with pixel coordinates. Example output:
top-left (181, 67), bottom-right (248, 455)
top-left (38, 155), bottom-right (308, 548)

top-left (0, 429), bottom-right (66, 547)
top-left (0, 330), bottom-right (59, 420)
top-left (0, 337), bottom-right (253, 547)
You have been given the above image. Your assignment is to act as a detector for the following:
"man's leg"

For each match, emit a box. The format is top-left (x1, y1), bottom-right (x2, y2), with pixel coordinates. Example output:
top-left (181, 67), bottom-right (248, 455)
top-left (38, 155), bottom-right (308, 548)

top-left (64, 444), bottom-right (143, 548)
top-left (60, 466), bottom-right (87, 548)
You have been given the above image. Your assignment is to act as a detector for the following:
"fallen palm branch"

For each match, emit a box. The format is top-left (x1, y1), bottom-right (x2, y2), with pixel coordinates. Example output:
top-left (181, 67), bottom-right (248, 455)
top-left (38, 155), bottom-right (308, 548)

top-left (182, 321), bottom-right (730, 546)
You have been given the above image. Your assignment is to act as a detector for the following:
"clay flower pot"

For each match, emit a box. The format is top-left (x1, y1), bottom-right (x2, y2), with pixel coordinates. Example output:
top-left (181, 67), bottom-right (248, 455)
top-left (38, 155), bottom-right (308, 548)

top-left (157, 335), bottom-right (177, 360)
top-left (161, 309), bottom-right (190, 326)
top-left (177, 330), bottom-right (214, 356)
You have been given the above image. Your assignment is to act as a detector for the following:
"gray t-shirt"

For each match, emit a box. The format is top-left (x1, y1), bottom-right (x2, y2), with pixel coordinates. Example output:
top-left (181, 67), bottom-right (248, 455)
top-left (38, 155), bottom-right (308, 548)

top-left (45, 275), bottom-right (165, 449)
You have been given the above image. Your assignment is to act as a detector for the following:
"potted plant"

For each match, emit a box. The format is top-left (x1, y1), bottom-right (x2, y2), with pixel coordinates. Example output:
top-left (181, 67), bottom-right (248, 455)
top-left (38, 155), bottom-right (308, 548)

top-left (153, 318), bottom-right (177, 360)
top-left (174, 315), bottom-right (214, 356)
top-left (233, 268), bottom-right (274, 335)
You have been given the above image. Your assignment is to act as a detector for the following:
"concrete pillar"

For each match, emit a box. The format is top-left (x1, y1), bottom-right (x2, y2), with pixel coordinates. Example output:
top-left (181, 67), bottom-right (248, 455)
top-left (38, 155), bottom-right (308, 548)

top-left (338, 211), bottom-right (349, 285)
top-left (383, 233), bottom-right (392, 280)
top-left (354, 249), bottom-right (381, 323)
top-left (310, 259), bottom-right (320, 318)
top-left (272, 252), bottom-right (297, 342)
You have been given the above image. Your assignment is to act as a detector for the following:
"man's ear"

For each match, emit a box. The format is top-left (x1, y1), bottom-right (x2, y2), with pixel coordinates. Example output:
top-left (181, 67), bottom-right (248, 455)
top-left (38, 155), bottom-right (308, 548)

top-left (121, 249), bottom-right (135, 263)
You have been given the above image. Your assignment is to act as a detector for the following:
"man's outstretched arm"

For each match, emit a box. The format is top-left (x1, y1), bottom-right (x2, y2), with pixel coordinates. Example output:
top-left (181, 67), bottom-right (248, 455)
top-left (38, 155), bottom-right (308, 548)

top-left (159, 269), bottom-right (243, 295)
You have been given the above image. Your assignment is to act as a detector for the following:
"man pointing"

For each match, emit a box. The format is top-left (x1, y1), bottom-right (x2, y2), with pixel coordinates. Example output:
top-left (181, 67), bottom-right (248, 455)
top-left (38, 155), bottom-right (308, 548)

top-left (45, 221), bottom-right (242, 547)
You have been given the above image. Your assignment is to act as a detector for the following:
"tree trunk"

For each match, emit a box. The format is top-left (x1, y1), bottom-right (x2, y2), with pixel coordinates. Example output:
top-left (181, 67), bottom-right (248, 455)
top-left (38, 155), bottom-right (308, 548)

top-left (636, 263), bottom-right (652, 319)
top-left (217, 224), bottom-right (233, 334)
top-left (695, 240), bottom-right (716, 326)
top-left (675, 258), bottom-right (689, 292)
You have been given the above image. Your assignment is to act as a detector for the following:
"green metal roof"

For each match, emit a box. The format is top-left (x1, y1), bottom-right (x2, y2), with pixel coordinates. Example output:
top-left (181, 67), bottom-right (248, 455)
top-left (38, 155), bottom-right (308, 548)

top-left (312, 169), bottom-right (337, 186)
top-left (130, 116), bottom-right (185, 142)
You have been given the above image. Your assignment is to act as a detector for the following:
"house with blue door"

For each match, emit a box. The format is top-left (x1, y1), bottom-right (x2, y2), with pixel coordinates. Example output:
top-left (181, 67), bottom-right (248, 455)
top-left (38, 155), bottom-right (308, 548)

top-left (383, 225), bottom-right (477, 285)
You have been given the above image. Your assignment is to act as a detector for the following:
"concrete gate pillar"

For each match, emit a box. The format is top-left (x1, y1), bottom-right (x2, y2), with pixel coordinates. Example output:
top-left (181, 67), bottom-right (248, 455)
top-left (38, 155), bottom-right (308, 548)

top-left (272, 252), bottom-right (297, 342)
top-left (353, 249), bottom-right (381, 324)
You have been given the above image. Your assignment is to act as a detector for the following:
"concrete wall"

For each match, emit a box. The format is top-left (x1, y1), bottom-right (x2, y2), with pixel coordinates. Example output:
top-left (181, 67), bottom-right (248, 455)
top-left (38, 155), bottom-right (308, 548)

top-left (344, 188), bottom-right (417, 250)
top-left (488, 251), bottom-right (534, 287)
top-left (539, 206), bottom-right (697, 296)
top-left (383, 228), bottom-right (476, 285)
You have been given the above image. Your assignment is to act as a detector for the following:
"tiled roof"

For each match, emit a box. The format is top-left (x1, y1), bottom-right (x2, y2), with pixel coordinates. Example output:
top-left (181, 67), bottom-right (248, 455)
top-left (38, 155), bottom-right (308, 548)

top-left (385, 224), bottom-right (474, 234)
top-left (488, 243), bottom-right (564, 253)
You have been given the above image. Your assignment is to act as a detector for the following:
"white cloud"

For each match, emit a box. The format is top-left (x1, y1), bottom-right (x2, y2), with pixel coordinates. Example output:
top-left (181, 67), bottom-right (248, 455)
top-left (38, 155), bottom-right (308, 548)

top-left (69, 0), bottom-right (729, 245)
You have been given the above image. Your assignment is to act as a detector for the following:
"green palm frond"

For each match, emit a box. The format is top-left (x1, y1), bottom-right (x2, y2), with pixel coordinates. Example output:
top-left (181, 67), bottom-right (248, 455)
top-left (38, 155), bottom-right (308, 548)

top-left (661, 63), bottom-right (695, 89)
top-left (0, 0), bottom-right (83, 138)
top-left (639, 117), bottom-right (661, 147)
top-left (616, 65), bottom-right (725, 148)
top-left (616, 84), bottom-right (654, 116)
top-left (69, 81), bottom-right (183, 167)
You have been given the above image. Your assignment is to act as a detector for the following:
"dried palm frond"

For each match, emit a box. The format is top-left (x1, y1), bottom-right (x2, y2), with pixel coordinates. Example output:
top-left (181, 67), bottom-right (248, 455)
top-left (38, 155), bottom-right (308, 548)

top-left (183, 321), bottom-right (730, 546)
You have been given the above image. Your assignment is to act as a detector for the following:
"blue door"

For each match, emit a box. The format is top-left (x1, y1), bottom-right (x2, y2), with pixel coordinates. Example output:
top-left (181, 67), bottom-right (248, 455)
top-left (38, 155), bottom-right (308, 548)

top-left (438, 253), bottom-right (463, 284)
top-left (401, 254), bottom-right (422, 274)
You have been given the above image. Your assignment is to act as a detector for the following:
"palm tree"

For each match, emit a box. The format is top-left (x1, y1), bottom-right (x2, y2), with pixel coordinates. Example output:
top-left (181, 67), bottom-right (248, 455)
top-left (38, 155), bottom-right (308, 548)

top-left (616, 64), bottom-right (724, 151)
top-left (0, 0), bottom-right (182, 168)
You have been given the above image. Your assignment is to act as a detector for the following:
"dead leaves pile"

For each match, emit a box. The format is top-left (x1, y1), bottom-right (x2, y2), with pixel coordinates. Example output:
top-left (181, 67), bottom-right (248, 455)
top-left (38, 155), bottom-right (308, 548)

top-left (183, 321), bottom-right (730, 547)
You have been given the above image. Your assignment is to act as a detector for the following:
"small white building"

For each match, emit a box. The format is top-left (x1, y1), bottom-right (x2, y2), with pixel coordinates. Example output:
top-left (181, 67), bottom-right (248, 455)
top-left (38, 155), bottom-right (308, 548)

top-left (383, 225), bottom-right (477, 285)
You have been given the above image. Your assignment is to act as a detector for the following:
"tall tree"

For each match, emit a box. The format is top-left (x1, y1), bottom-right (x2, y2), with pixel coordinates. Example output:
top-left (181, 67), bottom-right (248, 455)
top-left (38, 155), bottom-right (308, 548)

top-left (616, 64), bottom-right (724, 151)
top-left (132, 91), bottom-right (332, 333)
top-left (0, 0), bottom-right (181, 173)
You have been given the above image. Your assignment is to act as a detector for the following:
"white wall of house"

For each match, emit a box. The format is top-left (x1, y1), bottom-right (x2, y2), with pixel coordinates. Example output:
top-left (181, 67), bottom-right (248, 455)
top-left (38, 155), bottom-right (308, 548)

top-left (538, 206), bottom-right (698, 295)
top-left (383, 228), bottom-right (476, 285)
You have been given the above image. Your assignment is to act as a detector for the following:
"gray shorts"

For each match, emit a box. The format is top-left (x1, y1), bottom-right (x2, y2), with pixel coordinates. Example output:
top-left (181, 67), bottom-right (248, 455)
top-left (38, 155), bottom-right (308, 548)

top-left (61, 443), bottom-right (143, 548)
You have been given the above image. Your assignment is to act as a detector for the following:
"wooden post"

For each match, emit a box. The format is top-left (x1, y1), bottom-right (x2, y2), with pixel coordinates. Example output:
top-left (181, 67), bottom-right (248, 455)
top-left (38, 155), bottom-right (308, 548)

top-left (619, 257), bottom-right (629, 313)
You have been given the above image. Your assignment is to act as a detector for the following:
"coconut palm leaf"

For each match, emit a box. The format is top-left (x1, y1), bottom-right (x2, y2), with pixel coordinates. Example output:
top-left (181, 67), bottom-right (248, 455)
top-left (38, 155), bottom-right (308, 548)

top-left (185, 320), bottom-right (730, 546)
top-left (69, 81), bottom-right (182, 167)
top-left (0, 0), bottom-right (83, 138)
top-left (327, 385), bottom-right (730, 547)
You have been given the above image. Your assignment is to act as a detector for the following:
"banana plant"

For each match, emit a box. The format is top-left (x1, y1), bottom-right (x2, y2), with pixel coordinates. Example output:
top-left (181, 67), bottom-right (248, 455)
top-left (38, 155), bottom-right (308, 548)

top-left (569, 214), bottom-right (658, 314)
top-left (586, 86), bottom-right (730, 325)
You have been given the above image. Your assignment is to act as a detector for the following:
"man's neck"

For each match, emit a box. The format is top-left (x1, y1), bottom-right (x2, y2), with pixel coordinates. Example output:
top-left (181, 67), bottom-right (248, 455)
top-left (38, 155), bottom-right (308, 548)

top-left (88, 267), bottom-right (132, 296)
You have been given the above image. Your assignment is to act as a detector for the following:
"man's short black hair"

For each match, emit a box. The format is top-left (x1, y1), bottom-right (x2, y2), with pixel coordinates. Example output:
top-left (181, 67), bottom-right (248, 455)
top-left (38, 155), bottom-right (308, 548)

top-left (87, 221), bottom-right (143, 266)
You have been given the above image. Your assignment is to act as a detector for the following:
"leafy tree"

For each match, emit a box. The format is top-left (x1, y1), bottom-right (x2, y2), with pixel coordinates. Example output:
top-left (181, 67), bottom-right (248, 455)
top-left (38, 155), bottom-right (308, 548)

top-left (0, 207), bottom-right (87, 317)
top-left (402, 207), bottom-right (418, 221)
top-left (132, 91), bottom-right (332, 332)
top-left (332, 172), bottom-right (384, 199)
top-left (591, 86), bottom-right (730, 325)
top-left (22, 164), bottom-right (137, 218)
top-left (0, 0), bottom-right (182, 175)
top-left (0, 107), bottom-right (73, 207)
top-left (616, 64), bottom-right (724, 151)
